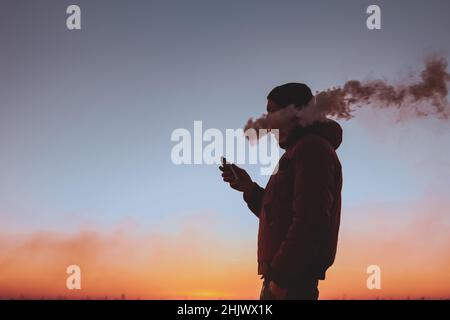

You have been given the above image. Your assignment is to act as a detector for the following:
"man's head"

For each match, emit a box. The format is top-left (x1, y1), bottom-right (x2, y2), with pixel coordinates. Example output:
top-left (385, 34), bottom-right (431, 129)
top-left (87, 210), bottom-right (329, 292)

top-left (267, 83), bottom-right (313, 111)
top-left (266, 83), bottom-right (313, 146)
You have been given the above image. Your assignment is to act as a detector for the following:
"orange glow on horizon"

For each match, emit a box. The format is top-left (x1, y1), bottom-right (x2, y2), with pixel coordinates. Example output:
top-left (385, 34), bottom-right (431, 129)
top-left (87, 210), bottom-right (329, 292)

top-left (1, 199), bottom-right (449, 300)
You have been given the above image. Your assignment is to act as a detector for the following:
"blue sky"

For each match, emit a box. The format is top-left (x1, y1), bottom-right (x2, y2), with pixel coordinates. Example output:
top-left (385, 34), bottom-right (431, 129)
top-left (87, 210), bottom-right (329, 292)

top-left (1, 0), bottom-right (449, 242)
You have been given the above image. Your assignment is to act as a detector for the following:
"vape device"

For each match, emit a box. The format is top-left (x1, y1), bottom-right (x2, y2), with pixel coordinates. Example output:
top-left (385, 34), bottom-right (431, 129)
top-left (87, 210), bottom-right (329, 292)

top-left (221, 156), bottom-right (239, 180)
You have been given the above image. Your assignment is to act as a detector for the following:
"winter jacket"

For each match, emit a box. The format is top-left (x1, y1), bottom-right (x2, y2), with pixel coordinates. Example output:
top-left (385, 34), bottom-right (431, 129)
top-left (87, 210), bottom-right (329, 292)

top-left (243, 120), bottom-right (343, 287)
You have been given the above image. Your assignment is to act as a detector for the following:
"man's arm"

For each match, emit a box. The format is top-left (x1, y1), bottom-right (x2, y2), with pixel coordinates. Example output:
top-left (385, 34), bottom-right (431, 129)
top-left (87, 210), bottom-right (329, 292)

top-left (243, 182), bottom-right (265, 218)
top-left (220, 162), bottom-right (264, 218)
top-left (269, 137), bottom-right (335, 287)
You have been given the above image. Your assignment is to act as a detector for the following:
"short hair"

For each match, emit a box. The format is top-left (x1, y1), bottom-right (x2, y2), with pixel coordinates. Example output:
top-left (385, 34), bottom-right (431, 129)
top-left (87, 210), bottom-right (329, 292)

top-left (267, 83), bottom-right (313, 109)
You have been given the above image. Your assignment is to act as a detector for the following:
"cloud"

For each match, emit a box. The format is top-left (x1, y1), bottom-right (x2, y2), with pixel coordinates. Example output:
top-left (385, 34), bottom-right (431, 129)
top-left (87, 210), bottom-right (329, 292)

top-left (320, 196), bottom-right (450, 299)
top-left (0, 212), bottom-right (259, 299)
top-left (0, 197), bottom-right (449, 300)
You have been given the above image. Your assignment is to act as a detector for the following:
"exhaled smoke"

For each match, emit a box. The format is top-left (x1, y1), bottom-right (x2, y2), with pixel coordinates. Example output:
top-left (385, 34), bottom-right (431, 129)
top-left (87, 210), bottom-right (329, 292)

top-left (244, 56), bottom-right (450, 142)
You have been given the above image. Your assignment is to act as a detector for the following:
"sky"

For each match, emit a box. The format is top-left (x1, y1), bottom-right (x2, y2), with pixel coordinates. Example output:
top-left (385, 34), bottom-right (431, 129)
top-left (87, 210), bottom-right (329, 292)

top-left (0, 0), bottom-right (449, 299)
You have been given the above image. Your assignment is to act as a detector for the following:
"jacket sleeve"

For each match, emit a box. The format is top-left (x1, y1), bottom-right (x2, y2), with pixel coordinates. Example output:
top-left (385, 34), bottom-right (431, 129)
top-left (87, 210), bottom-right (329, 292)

top-left (269, 138), bottom-right (335, 286)
top-left (243, 182), bottom-right (265, 218)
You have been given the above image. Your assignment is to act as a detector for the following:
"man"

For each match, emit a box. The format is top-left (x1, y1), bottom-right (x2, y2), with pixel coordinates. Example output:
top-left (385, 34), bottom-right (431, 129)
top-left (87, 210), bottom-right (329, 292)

top-left (220, 83), bottom-right (343, 300)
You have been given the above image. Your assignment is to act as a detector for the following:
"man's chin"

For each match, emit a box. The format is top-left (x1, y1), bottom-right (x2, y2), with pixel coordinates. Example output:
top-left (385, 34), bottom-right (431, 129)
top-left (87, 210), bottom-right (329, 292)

top-left (278, 138), bottom-right (288, 149)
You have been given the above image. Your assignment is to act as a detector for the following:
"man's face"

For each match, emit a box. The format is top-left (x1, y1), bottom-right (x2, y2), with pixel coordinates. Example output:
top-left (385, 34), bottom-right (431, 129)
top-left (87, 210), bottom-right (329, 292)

top-left (266, 99), bottom-right (283, 114)
top-left (266, 99), bottom-right (296, 146)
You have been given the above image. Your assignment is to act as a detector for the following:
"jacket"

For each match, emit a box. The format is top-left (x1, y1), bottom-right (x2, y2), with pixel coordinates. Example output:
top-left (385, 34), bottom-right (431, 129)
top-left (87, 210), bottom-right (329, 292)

top-left (243, 120), bottom-right (343, 287)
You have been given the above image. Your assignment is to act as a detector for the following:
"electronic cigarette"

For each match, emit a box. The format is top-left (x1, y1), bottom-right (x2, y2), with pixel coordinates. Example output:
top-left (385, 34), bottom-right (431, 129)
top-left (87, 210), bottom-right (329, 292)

top-left (221, 156), bottom-right (239, 180)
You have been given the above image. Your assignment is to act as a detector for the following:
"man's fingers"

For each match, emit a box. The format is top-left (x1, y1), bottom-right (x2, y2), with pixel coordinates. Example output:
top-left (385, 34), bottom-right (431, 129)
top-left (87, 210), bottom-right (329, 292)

top-left (230, 181), bottom-right (240, 188)
top-left (222, 172), bottom-right (234, 179)
top-left (220, 163), bottom-right (245, 187)
top-left (219, 165), bottom-right (233, 172)
top-left (230, 164), bottom-right (240, 172)
top-left (223, 176), bottom-right (236, 183)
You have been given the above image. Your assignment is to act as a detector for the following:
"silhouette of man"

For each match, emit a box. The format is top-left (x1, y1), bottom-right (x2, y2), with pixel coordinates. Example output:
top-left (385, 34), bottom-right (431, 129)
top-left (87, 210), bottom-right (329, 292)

top-left (220, 83), bottom-right (343, 300)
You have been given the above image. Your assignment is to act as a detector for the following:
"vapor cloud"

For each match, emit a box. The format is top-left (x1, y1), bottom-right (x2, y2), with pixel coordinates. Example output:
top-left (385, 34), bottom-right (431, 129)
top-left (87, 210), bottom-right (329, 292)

top-left (245, 56), bottom-right (450, 142)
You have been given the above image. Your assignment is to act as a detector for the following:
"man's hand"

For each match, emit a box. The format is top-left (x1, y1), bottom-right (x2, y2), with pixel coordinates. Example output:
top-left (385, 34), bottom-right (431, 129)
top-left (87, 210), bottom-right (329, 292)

top-left (219, 159), bottom-right (253, 194)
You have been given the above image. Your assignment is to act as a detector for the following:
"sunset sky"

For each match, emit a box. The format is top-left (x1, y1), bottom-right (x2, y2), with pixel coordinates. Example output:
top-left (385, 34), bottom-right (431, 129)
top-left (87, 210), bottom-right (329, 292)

top-left (0, 0), bottom-right (449, 299)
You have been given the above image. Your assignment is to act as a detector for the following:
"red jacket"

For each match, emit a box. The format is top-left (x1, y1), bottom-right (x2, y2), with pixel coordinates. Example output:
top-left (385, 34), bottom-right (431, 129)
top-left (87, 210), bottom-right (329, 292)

top-left (243, 120), bottom-right (343, 287)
